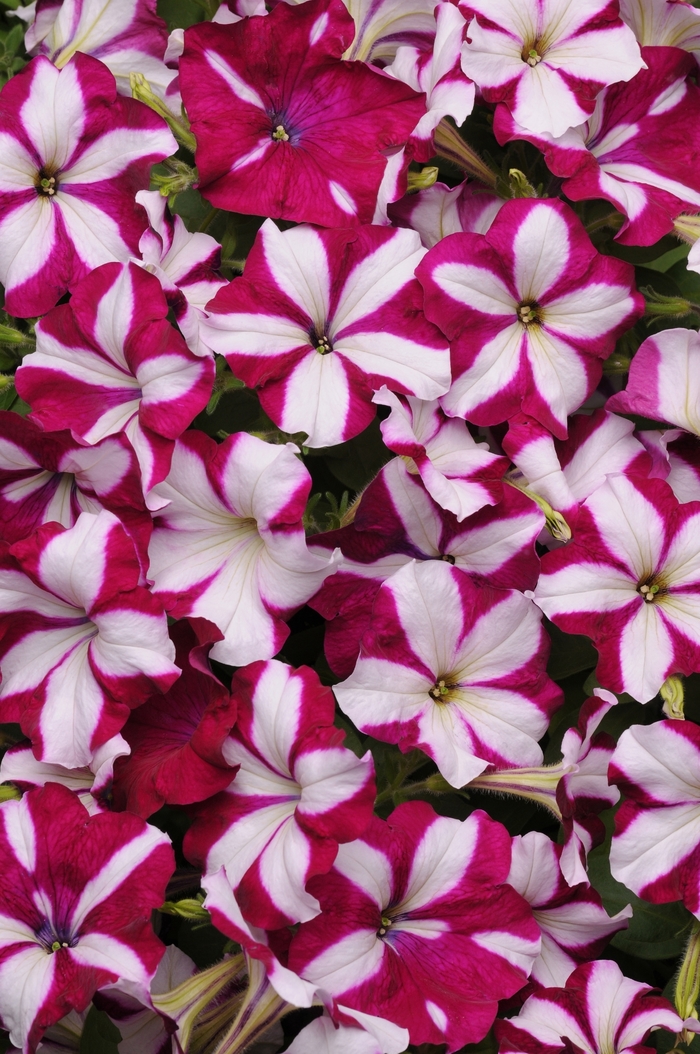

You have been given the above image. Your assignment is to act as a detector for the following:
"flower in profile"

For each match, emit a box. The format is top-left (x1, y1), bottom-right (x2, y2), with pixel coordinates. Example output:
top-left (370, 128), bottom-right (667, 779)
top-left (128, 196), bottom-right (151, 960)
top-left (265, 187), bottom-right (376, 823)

top-left (178, 0), bottom-right (426, 226)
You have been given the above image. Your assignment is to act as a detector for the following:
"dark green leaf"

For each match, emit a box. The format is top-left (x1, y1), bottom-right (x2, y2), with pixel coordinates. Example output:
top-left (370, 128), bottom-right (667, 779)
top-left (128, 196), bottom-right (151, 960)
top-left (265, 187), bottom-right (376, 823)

top-left (79, 1006), bottom-right (121, 1054)
top-left (313, 418), bottom-right (392, 493)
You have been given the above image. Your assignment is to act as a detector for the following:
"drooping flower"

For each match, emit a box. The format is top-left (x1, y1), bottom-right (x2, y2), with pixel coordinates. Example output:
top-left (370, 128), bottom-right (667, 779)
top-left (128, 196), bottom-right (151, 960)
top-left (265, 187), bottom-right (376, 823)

top-left (201, 221), bottom-right (450, 448)
top-left (0, 782), bottom-right (174, 1054)
top-left (417, 198), bottom-right (643, 437)
top-left (0, 55), bottom-right (176, 317)
top-left (15, 262), bottom-right (215, 493)
top-left (178, 0), bottom-right (426, 227)
top-left (508, 831), bottom-right (631, 989)
top-left (459, 0), bottom-right (644, 138)
top-left (373, 388), bottom-right (508, 520)
top-left (608, 327), bottom-right (700, 435)
top-left (0, 510), bottom-right (179, 768)
top-left (495, 959), bottom-right (683, 1054)
top-left (311, 457), bottom-right (543, 677)
top-left (185, 659), bottom-right (375, 930)
top-left (494, 47), bottom-right (700, 246)
top-left (112, 618), bottom-right (238, 819)
top-left (148, 430), bottom-right (338, 666)
top-left (24, 0), bottom-right (176, 99)
top-left (535, 473), bottom-right (700, 703)
top-left (288, 802), bottom-right (540, 1051)
top-left (609, 719), bottom-right (700, 917)
top-left (136, 190), bottom-right (226, 359)
top-left (335, 559), bottom-right (561, 788)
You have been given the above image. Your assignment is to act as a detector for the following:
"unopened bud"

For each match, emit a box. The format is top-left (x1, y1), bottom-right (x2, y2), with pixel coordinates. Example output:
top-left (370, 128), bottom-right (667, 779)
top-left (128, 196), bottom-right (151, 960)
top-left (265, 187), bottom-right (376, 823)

top-left (0, 784), bottom-right (21, 802)
top-left (151, 159), bottom-right (198, 204)
top-left (642, 287), bottom-right (694, 318)
top-left (676, 922), bottom-right (700, 1042)
top-left (160, 897), bottom-right (211, 921)
top-left (674, 213), bottom-right (700, 245)
top-left (661, 675), bottom-right (685, 720)
top-left (0, 323), bottom-right (28, 345)
top-left (152, 953), bottom-right (246, 1051)
top-left (507, 480), bottom-right (571, 542)
top-left (433, 119), bottom-right (498, 189)
top-left (407, 166), bottom-right (439, 192)
top-left (130, 73), bottom-right (197, 154)
top-left (507, 168), bottom-right (538, 198)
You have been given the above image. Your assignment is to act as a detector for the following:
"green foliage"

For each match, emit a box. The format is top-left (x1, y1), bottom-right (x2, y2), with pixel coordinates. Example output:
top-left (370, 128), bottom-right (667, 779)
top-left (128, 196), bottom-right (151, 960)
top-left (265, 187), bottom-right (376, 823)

top-left (79, 1007), bottom-right (122, 1054)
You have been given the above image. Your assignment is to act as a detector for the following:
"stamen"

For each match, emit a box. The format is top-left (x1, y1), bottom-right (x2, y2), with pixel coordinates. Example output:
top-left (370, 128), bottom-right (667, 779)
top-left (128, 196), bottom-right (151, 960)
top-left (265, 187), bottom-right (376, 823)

top-left (272, 124), bottom-right (289, 141)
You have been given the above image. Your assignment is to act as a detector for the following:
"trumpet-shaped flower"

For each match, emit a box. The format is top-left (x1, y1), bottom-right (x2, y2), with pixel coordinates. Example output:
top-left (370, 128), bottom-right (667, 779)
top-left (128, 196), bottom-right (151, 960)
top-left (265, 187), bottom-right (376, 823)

top-left (535, 473), bottom-right (700, 702)
top-left (0, 55), bottom-right (176, 317)
top-left (15, 263), bottom-right (214, 493)
top-left (335, 559), bottom-right (561, 788)
top-left (608, 327), bottom-right (700, 436)
top-left (388, 178), bottom-right (504, 249)
top-left (620, 0), bottom-right (700, 64)
top-left (459, 0), bottom-right (644, 138)
top-left (201, 221), bottom-right (449, 448)
top-left (417, 198), bottom-right (643, 437)
top-left (288, 802), bottom-right (540, 1051)
top-left (185, 659), bottom-right (375, 929)
top-left (148, 430), bottom-right (338, 666)
top-left (0, 782), bottom-right (174, 1054)
top-left (0, 510), bottom-right (179, 768)
top-left (179, 0), bottom-right (426, 227)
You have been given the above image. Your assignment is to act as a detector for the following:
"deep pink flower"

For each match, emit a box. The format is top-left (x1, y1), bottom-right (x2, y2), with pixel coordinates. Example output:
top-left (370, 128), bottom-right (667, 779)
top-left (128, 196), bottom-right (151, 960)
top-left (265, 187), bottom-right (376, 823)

top-left (178, 0), bottom-right (426, 226)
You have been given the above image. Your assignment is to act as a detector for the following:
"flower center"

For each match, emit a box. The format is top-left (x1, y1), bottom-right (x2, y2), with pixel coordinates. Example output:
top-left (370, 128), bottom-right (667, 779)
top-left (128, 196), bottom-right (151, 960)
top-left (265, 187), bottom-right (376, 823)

top-left (441, 553), bottom-right (456, 565)
top-left (518, 301), bottom-right (541, 325)
top-left (377, 914), bottom-right (393, 937)
top-left (35, 919), bottom-right (77, 954)
top-left (311, 326), bottom-right (332, 355)
top-left (525, 48), bottom-right (542, 66)
top-left (271, 124), bottom-right (289, 142)
top-left (637, 574), bottom-right (668, 603)
top-left (429, 678), bottom-right (459, 702)
top-left (36, 167), bottom-right (59, 197)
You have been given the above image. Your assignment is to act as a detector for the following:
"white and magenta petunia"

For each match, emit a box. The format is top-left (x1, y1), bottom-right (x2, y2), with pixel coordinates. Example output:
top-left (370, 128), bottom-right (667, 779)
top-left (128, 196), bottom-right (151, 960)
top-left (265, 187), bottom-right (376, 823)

top-left (0, 782), bottom-right (174, 1054)
top-left (0, 55), bottom-right (176, 317)
top-left (508, 831), bottom-right (631, 989)
top-left (178, 0), bottom-right (426, 227)
top-left (0, 411), bottom-right (150, 563)
top-left (373, 388), bottom-right (508, 520)
top-left (15, 262), bottom-right (215, 494)
top-left (388, 178), bottom-right (504, 249)
top-left (417, 198), bottom-right (643, 437)
top-left (136, 190), bottom-right (227, 359)
top-left (311, 457), bottom-right (543, 677)
top-left (620, 0), bottom-right (700, 63)
top-left (201, 221), bottom-right (450, 448)
top-left (495, 47), bottom-right (700, 246)
top-left (459, 0), bottom-right (644, 138)
top-left (0, 510), bottom-right (179, 768)
top-left (496, 959), bottom-right (683, 1054)
top-left (329, 0), bottom-right (437, 63)
top-left (535, 473), bottom-right (700, 703)
top-left (609, 719), bottom-right (700, 917)
top-left (335, 559), bottom-right (561, 788)
top-left (608, 327), bottom-right (700, 436)
top-left (111, 618), bottom-right (238, 819)
top-left (288, 802), bottom-right (540, 1051)
top-left (185, 659), bottom-right (376, 930)
top-left (147, 429), bottom-right (338, 666)
top-left (24, 0), bottom-right (176, 99)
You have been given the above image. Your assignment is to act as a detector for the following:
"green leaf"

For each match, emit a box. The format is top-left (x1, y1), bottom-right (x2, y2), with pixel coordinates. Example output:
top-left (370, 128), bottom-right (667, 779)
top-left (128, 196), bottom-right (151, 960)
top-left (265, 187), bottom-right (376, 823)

top-left (545, 620), bottom-right (597, 681)
top-left (312, 418), bottom-right (392, 493)
top-left (79, 1006), bottom-right (121, 1054)
top-left (156, 0), bottom-right (203, 30)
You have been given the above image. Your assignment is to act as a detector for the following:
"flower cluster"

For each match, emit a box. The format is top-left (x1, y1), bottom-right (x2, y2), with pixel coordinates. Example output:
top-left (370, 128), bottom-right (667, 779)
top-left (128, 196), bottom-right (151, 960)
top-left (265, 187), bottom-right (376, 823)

top-left (0, 0), bottom-right (699, 1052)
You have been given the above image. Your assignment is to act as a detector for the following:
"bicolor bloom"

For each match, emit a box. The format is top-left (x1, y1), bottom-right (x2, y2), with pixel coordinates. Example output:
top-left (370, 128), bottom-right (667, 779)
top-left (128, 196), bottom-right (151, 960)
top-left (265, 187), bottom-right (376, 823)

top-left (0, 734), bottom-right (129, 815)
top-left (608, 327), bottom-right (700, 436)
top-left (328, 0), bottom-right (436, 63)
top-left (459, 0), bottom-right (644, 138)
top-left (15, 262), bottom-right (215, 493)
top-left (508, 831), bottom-right (631, 989)
top-left (148, 430), bottom-right (338, 666)
top-left (503, 409), bottom-right (651, 531)
top-left (417, 198), bottom-right (643, 437)
top-left (311, 457), bottom-right (543, 677)
top-left (112, 618), bottom-right (238, 819)
top-left (495, 47), bottom-right (700, 246)
top-left (620, 0), bottom-right (700, 64)
top-left (185, 659), bottom-right (376, 930)
top-left (609, 719), bottom-right (700, 917)
top-left (374, 388), bottom-right (507, 520)
top-left (535, 473), bottom-right (700, 703)
top-left (286, 1011), bottom-right (407, 1054)
top-left (496, 959), bottom-right (683, 1054)
top-left (0, 510), bottom-right (179, 768)
top-left (24, 0), bottom-right (176, 99)
top-left (0, 55), bottom-right (176, 317)
top-left (179, 0), bottom-right (426, 227)
top-left (288, 802), bottom-right (540, 1051)
top-left (389, 178), bottom-right (504, 249)
top-left (0, 782), bottom-right (174, 1054)
top-left (0, 411), bottom-right (150, 563)
top-left (136, 190), bottom-right (226, 359)
top-left (335, 559), bottom-right (561, 788)
top-left (201, 221), bottom-right (450, 448)
top-left (384, 1), bottom-right (474, 160)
